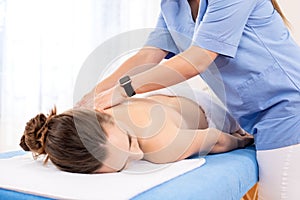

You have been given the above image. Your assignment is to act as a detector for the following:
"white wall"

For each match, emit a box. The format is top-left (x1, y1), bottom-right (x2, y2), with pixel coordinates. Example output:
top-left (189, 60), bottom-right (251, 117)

top-left (0, 0), bottom-right (161, 153)
top-left (280, 0), bottom-right (300, 44)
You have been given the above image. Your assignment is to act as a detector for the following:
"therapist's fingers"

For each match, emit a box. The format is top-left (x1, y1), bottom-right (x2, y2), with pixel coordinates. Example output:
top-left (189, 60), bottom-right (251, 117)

top-left (93, 85), bottom-right (127, 110)
top-left (80, 97), bottom-right (95, 109)
top-left (93, 91), bottom-right (111, 110)
top-left (75, 89), bottom-right (95, 109)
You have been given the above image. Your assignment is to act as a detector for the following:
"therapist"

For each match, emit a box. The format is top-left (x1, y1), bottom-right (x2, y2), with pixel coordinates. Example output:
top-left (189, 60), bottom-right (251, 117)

top-left (78, 0), bottom-right (300, 199)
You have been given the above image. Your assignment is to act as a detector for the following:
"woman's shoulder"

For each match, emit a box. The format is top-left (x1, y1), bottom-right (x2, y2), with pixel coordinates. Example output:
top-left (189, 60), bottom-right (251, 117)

top-left (111, 97), bottom-right (183, 134)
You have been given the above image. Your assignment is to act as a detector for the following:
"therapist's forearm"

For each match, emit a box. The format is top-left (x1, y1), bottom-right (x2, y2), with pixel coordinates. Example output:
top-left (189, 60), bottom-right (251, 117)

top-left (96, 47), bottom-right (167, 93)
top-left (132, 46), bottom-right (217, 94)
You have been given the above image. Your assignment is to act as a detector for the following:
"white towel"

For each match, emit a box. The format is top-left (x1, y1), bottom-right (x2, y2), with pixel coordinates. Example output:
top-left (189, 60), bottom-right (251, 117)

top-left (0, 153), bottom-right (205, 200)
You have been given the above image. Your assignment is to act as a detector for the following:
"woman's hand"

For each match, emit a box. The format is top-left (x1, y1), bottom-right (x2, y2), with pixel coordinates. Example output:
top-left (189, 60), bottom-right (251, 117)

top-left (234, 127), bottom-right (247, 136)
top-left (232, 131), bottom-right (254, 148)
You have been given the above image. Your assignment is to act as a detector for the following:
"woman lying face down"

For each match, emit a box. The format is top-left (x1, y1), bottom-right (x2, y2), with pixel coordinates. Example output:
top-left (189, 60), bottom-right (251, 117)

top-left (19, 107), bottom-right (142, 173)
top-left (20, 94), bottom-right (254, 174)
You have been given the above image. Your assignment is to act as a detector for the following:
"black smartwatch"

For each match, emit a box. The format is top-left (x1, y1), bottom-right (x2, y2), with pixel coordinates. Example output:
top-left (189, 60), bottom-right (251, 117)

top-left (119, 76), bottom-right (136, 97)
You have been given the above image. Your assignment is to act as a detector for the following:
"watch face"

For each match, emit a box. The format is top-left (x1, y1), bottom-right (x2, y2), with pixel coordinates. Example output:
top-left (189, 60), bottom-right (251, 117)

top-left (119, 76), bottom-right (130, 85)
top-left (119, 75), bottom-right (135, 97)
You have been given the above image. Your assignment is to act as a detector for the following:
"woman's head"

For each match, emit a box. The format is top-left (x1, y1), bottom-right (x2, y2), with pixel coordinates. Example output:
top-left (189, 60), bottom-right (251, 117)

top-left (19, 107), bottom-right (143, 174)
top-left (20, 107), bottom-right (111, 173)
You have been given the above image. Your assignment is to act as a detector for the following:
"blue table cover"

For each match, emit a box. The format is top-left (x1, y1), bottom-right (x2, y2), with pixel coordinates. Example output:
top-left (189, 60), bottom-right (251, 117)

top-left (0, 146), bottom-right (258, 200)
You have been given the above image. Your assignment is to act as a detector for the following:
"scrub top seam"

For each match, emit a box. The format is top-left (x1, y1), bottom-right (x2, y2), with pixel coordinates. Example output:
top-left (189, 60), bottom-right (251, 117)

top-left (196, 32), bottom-right (238, 48)
top-left (249, 25), bottom-right (300, 91)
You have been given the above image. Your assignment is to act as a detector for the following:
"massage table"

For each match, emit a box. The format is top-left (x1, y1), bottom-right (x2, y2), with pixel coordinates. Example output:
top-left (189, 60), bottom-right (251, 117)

top-left (0, 145), bottom-right (258, 200)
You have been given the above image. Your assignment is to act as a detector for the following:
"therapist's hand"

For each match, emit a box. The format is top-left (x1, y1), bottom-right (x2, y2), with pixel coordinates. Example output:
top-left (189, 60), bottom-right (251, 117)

top-left (75, 88), bottom-right (96, 109)
top-left (75, 82), bottom-right (115, 109)
top-left (93, 84), bottom-right (127, 110)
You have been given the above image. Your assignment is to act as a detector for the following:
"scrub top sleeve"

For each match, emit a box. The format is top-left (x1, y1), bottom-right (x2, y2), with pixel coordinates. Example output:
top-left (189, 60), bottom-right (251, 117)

top-left (192, 0), bottom-right (257, 57)
top-left (144, 12), bottom-right (180, 55)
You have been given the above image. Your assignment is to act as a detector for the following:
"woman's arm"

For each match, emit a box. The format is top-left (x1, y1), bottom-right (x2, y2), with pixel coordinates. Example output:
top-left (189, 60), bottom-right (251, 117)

top-left (143, 124), bottom-right (253, 164)
top-left (176, 128), bottom-right (254, 161)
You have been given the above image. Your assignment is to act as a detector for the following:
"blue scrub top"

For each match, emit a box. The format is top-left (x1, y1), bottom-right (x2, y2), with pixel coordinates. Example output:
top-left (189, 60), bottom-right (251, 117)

top-left (145, 0), bottom-right (300, 150)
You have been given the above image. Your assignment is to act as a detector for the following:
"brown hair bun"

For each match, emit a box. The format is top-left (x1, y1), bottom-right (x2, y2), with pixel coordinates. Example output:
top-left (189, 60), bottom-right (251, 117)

top-left (20, 107), bottom-right (56, 155)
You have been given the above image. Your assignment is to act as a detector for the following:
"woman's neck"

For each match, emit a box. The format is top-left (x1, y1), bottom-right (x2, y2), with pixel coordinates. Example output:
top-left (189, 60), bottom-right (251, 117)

top-left (188, 0), bottom-right (200, 22)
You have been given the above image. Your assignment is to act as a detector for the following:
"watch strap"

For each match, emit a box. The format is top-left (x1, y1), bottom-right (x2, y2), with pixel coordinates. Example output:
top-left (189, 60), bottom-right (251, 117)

top-left (119, 76), bottom-right (136, 97)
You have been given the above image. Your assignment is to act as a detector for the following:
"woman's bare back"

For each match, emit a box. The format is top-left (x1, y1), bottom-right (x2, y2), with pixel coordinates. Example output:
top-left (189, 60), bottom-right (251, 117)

top-left (105, 95), bottom-right (209, 163)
